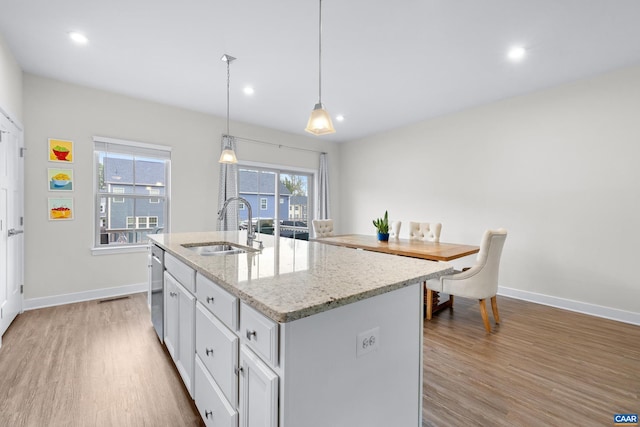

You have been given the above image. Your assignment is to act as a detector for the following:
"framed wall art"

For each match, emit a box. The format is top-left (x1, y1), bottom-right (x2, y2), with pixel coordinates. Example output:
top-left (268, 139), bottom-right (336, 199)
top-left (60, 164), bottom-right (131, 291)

top-left (48, 138), bottom-right (74, 163)
top-left (48, 197), bottom-right (74, 220)
top-left (48, 168), bottom-right (74, 191)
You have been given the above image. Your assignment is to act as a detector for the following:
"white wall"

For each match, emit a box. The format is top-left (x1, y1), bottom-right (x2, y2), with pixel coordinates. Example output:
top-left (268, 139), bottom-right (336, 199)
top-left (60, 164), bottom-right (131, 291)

top-left (0, 33), bottom-right (22, 121)
top-left (339, 64), bottom-right (640, 319)
top-left (23, 74), bottom-right (340, 302)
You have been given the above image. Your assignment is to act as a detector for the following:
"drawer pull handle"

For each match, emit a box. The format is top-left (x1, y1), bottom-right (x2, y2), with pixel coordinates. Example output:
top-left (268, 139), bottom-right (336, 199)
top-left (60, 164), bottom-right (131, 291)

top-left (206, 296), bottom-right (215, 304)
top-left (246, 329), bottom-right (257, 340)
top-left (205, 348), bottom-right (214, 357)
top-left (205, 410), bottom-right (213, 419)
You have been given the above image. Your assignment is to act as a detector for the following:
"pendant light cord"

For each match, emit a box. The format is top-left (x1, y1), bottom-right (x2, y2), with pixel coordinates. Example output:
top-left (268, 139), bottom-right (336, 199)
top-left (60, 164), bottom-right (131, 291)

top-left (318, 0), bottom-right (323, 104)
top-left (226, 59), bottom-right (231, 136)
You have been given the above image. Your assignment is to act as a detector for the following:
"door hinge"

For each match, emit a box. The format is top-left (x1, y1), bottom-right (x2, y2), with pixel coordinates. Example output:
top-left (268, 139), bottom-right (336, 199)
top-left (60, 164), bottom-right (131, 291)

top-left (20, 147), bottom-right (26, 157)
top-left (20, 217), bottom-right (24, 226)
top-left (21, 285), bottom-right (24, 294)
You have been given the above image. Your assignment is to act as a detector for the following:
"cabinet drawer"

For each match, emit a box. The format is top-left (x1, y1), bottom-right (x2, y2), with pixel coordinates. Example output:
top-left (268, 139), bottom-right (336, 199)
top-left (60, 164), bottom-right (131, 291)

top-left (197, 273), bottom-right (238, 331)
top-left (240, 302), bottom-right (279, 367)
top-left (196, 301), bottom-right (238, 406)
top-left (165, 253), bottom-right (195, 294)
top-left (195, 356), bottom-right (238, 427)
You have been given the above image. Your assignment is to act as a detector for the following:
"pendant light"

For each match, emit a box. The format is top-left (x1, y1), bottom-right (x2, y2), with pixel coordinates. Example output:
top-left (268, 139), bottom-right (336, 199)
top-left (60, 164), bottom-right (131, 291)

top-left (305, 0), bottom-right (335, 135)
top-left (219, 54), bottom-right (239, 164)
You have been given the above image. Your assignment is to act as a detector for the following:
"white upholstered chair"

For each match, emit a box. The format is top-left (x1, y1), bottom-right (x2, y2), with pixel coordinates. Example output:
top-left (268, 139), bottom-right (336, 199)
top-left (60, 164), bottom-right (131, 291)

top-left (312, 219), bottom-right (334, 237)
top-left (409, 222), bottom-right (442, 242)
top-left (425, 228), bottom-right (508, 333)
top-left (389, 221), bottom-right (402, 239)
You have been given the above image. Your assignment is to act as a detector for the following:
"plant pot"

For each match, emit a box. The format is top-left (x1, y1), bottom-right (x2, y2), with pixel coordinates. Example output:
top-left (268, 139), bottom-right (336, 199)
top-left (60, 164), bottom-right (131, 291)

top-left (377, 232), bottom-right (389, 242)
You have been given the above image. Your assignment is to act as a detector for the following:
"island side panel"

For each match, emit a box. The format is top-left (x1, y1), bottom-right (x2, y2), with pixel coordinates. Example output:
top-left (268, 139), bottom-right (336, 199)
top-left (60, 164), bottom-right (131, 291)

top-left (279, 282), bottom-right (423, 427)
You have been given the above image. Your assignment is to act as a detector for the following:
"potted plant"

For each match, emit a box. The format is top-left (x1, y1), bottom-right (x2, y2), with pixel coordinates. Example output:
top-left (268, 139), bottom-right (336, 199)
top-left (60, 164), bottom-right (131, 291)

top-left (373, 210), bottom-right (390, 242)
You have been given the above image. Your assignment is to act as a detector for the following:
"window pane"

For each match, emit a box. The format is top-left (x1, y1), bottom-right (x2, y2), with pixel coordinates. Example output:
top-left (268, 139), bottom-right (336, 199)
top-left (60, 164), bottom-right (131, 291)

top-left (281, 173), bottom-right (310, 240)
top-left (237, 167), bottom-right (311, 241)
top-left (99, 197), bottom-right (166, 245)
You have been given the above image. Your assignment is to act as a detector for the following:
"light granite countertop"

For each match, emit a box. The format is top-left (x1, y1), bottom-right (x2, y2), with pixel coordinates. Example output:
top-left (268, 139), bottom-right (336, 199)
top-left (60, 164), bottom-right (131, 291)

top-left (150, 231), bottom-right (453, 323)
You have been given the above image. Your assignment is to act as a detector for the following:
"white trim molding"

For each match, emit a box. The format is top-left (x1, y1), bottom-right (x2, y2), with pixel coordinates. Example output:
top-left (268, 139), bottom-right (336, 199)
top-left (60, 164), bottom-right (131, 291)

top-left (498, 286), bottom-right (640, 326)
top-left (23, 282), bottom-right (147, 311)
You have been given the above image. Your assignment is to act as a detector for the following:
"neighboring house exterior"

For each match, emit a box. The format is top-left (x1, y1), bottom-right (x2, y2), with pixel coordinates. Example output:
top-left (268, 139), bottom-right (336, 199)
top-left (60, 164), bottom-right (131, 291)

top-left (288, 195), bottom-right (308, 221)
top-left (238, 169), bottom-right (291, 222)
top-left (101, 157), bottom-right (166, 243)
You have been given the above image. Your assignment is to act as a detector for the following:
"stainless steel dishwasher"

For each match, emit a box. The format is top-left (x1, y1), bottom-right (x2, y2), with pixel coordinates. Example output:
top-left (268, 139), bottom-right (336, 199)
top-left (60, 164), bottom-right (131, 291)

top-left (150, 244), bottom-right (164, 342)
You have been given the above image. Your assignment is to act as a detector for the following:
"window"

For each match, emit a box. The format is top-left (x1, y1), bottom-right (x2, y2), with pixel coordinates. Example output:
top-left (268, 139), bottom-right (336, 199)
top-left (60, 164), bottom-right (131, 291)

top-left (238, 166), bottom-right (314, 241)
top-left (112, 187), bottom-right (125, 203)
top-left (148, 188), bottom-right (160, 203)
top-left (126, 216), bottom-right (159, 229)
top-left (94, 136), bottom-right (171, 251)
top-left (239, 202), bottom-right (246, 210)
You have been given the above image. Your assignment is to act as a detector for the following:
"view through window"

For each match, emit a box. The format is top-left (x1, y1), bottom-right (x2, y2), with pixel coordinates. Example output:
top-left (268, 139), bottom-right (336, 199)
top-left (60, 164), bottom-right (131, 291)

top-left (94, 137), bottom-right (171, 248)
top-left (238, 167), bottom-right (313, 240)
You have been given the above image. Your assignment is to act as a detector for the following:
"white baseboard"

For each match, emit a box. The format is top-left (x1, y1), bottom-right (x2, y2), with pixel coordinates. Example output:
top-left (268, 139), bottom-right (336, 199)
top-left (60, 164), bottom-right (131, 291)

top-left (498, 286), bottom-right (640, 326)
top-left (23, 282), bottom-right (148, 311)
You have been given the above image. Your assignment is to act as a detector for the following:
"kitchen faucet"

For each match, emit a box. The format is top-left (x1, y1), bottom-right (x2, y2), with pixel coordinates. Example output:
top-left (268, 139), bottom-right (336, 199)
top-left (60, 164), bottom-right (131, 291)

top-left (218, 196), bottom-right (256, 247)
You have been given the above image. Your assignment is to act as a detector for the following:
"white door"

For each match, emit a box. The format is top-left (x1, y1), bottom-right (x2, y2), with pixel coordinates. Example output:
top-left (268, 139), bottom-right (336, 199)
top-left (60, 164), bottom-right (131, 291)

top-left (239, 345), bottom-right (278, 427)
top-left (0, 110), bottom-right (24, 344)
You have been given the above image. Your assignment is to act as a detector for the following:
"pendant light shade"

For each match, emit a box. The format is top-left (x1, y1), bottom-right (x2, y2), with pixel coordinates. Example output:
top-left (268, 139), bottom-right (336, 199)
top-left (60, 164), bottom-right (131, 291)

top-left (305, 0), bottom-right (335, 135)
top-left (306, 103), bottom-right (335, 135)
top-left (219, 147), bottom-right (238, 164)
top-left (219, 54), bottom-right (239, 164)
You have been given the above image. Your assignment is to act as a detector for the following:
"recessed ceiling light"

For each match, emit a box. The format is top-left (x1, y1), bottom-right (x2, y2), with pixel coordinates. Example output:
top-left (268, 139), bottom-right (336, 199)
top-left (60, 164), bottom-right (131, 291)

top-left (507, 46), bottom-right (526, 61)
top-left (243, 87), bottom-right (254, 95)
top-left (69, 31), bottom-right (89, 45)
top-left (336, 115), bottom-right (345, 122)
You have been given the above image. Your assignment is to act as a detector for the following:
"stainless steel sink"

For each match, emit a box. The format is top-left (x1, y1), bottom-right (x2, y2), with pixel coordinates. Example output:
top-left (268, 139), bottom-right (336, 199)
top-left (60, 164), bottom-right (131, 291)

top-left (181, 241), bottom-right (258, 256)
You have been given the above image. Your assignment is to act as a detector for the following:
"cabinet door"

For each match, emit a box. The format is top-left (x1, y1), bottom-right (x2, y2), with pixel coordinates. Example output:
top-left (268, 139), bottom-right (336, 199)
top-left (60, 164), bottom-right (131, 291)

top-left (164, 271), bottom-right (180, 361)
top-left (238, 345), bottom-right (278, 427)
top-left (176, 280), bottom-right (196, 398)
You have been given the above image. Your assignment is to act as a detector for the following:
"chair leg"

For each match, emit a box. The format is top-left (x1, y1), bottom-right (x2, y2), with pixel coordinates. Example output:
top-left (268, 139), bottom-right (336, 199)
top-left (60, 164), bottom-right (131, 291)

top-left (491, 295), bottom-right (500, 324)
top-left (426, 287), bottom-right (433, 320)
top-left (479, 299), bottom-right (491, 333)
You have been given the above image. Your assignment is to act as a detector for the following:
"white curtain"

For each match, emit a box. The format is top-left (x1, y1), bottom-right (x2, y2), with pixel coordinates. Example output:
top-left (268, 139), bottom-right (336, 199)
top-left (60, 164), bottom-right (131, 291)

top-left (217, 135), bottom-right (239, 231)
top-left (317, 153), bottom-right (331, 220)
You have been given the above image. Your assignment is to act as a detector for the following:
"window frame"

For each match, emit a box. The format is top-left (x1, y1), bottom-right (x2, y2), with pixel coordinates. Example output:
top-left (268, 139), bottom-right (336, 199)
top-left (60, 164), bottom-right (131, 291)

top-left (92, 136), bottom-right (171, 255)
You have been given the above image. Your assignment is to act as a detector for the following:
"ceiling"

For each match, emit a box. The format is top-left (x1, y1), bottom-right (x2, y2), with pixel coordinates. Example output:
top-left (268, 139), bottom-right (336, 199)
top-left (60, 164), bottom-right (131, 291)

top-left (2, 0), bottom-right (640, 142)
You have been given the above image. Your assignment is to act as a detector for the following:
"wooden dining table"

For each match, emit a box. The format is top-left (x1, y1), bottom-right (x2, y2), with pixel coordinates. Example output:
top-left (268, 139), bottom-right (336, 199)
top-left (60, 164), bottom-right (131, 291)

top-left (313, 234), bottom-right (480, 315)
top-left (313, 234), bottom-right (479, 262)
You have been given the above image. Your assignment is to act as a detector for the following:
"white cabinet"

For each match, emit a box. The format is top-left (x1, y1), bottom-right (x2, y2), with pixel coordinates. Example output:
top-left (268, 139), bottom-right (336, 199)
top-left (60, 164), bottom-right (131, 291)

top-left (195, 277), bottom-right (279, 427)
top-left (164, 271), bottom-right (179, 359)
top-left (195, 353), bottom-right (238, 427)
top-left (238, 345), bottom-right (278, 427)
top-left (177, 281), bottom-right (196, 397)
top-left (196, 301), bottom-right (238, 405)
top-left (240, 302), bottom-right (278, 367)
top-left (164, 269), bottom-right (196, 398)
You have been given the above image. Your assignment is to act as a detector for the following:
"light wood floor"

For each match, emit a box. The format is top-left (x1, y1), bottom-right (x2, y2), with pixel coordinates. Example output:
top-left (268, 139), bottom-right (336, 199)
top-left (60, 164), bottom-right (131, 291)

top-left (0, 293), bottom-right (638, 426)
top-left (0, 293), bottom-right (204, 427)
top-left (423, 296), bottom-right (640, 427)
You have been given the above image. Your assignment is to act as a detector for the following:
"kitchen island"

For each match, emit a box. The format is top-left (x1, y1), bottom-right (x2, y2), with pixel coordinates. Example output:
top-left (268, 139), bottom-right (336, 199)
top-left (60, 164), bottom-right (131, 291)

top-left (150, 231), bottom-right (452, 427)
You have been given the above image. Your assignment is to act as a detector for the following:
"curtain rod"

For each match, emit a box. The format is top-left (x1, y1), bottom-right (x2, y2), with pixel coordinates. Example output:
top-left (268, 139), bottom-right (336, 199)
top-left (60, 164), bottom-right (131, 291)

top-left (225, 134), bottom-right (327, 155)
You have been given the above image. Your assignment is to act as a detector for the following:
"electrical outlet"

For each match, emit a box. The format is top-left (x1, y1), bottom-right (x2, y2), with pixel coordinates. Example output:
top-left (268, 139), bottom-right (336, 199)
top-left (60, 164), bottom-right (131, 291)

top-left (356, 327), bottom-right (380, 358)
